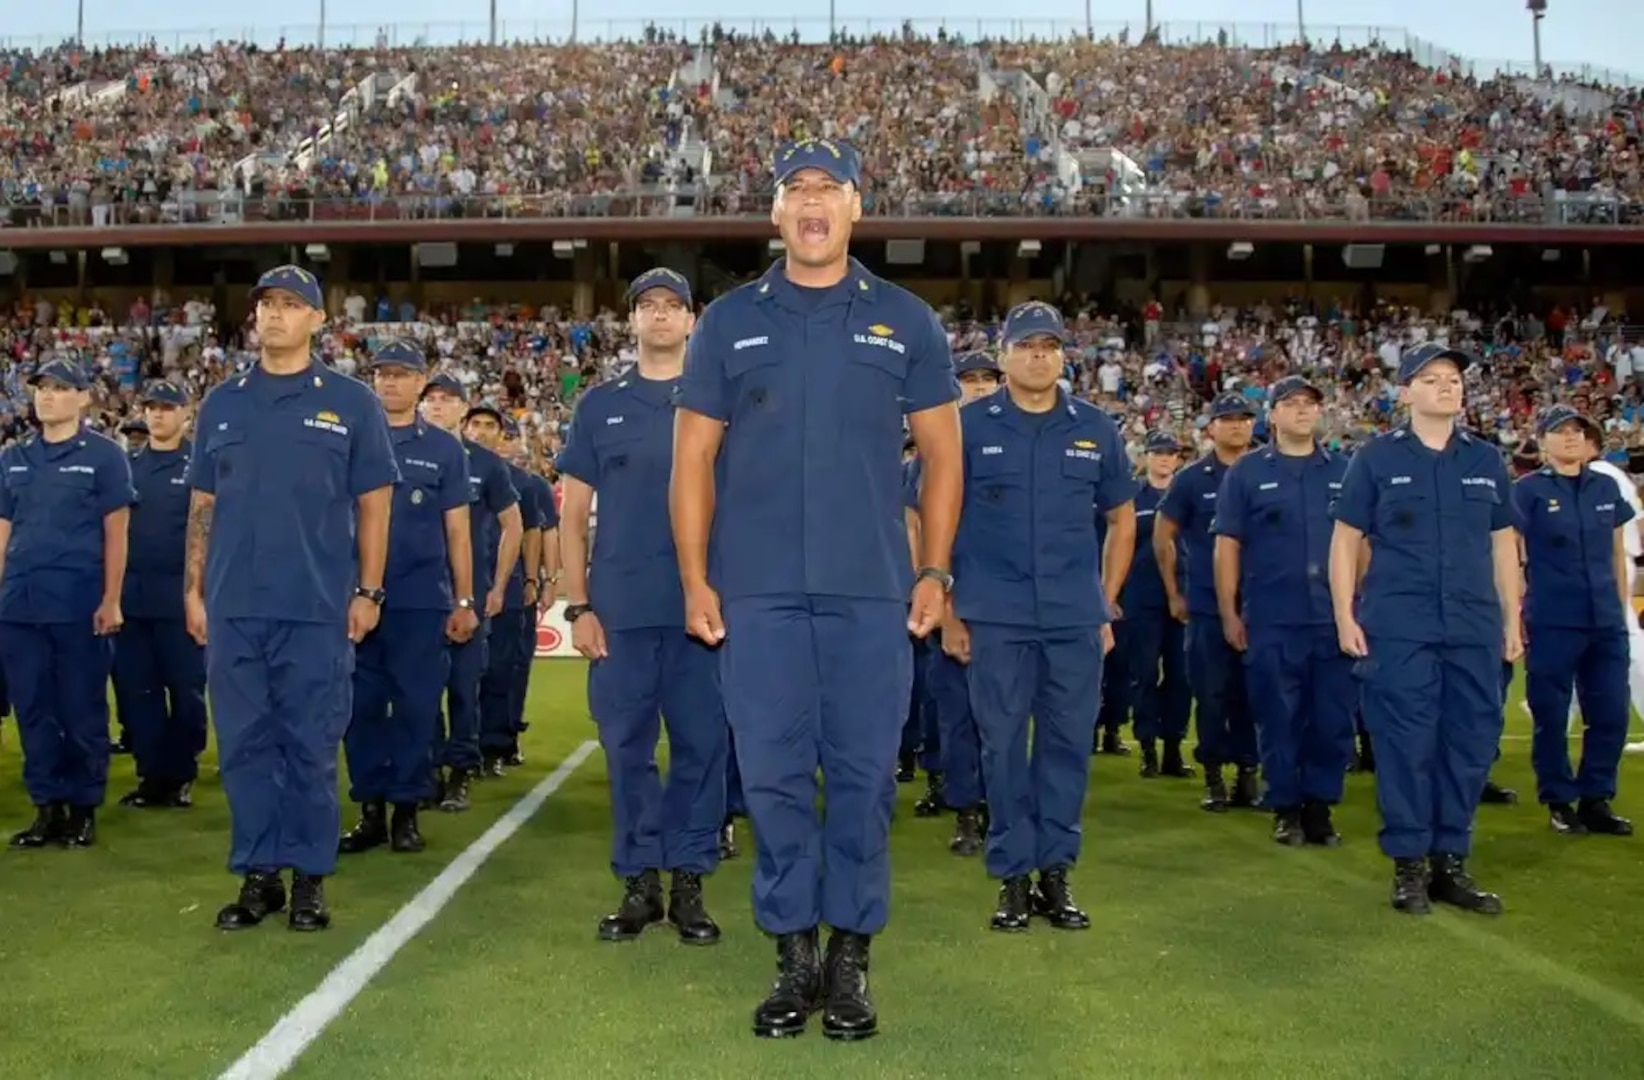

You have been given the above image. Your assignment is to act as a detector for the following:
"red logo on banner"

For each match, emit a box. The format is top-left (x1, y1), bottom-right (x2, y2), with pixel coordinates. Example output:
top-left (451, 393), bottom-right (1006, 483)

top-left (537, 622), bottom-right (562, 653)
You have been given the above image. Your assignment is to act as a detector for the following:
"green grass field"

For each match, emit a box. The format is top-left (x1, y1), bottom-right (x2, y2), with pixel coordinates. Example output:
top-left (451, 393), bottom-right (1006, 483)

top-left (2, 661), bottom-right (1643, 1080)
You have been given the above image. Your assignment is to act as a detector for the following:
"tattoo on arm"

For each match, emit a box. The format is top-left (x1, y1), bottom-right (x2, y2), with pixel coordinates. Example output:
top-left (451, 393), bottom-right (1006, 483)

top-left (185, 495), bottom-right (214, 593)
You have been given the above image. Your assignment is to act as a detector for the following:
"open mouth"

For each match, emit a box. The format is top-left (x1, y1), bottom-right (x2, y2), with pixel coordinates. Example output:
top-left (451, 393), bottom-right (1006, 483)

top-left (798, 216), bottom-right (830, 242)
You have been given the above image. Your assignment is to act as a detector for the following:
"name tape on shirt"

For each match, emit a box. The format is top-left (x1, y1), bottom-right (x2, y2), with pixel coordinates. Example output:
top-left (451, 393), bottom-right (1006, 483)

top-left (733, 336), bottom-right (769, 351)
top-left (854, 325), bottom-right (906, 355)
top-left (305, 410), bottom-right (350, 436)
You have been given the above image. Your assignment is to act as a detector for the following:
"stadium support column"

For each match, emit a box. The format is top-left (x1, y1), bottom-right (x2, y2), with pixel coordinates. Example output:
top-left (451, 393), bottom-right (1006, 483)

top-left (573, 246), bottom-right (598, 320)
top-left (1426, 245), bottom-right (1455, 313)
top-left (1187, 244), bottom-right (1211, 318)
top-left (154, 247), bottom-right (175, 298)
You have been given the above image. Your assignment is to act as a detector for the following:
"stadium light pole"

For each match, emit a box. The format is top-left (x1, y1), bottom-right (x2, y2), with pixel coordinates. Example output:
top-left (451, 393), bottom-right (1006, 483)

top-left (319, 0), bottom-right (326, 48)
top-left (1527, 0), bottom-right (1546, 79)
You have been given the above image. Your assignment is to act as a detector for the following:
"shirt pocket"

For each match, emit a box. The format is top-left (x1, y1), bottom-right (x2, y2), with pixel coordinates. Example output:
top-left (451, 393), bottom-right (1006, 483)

top-left (290, 425), bottom-right (350, 501)
top-left (1458, 482), bottom-right (1501, 529)
top-left (724, 347), bottom-right (784, 416)
top-left (1375, 483), bottom-right (1430, 535)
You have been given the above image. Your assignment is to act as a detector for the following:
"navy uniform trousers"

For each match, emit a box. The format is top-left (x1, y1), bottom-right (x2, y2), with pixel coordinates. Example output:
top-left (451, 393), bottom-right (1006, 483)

top-left (967, 624), bottom-right (1103, 879)
top-left (1526, 626), bottom-right (1630, 806)
top-left (1096, 633), bottom-right (1129, 733)
top-left (929, 641), bottom-right (984, 810)
top-left (0, 623), bottom-right (115, 808)
top-left (111, 617), bottom-right (207, 787)
top-left (720, 595), bottom-right (911, 935)
top-left (479, 606), bottom-right (530, 754)
top-left (589, 627), bottom-right (728, 876)
top-left (438, 617), bottom-right (487, 771)
top-left (1358, 638), bottom-right (1502, 859)
top-left (726, 728), bottom-right (747, 819)
top-left (899, 635), bottom-right (940, 770)
top-left (1244, 628), bottom-right (1356, 809)
top-left (209, 618), bottom-right (354, 876)
top-left (1187, 618), bottom-right (1257, 767)
top-left (510, 607), bottom-right (537, 738)
top-left (1124, 609), bottom-right (1190, 745)
top-left (346, 609), bottom-right (450, 805)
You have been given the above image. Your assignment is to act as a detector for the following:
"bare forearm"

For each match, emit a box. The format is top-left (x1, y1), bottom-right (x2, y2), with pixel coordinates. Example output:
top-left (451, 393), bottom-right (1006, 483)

top-left (102, 510), bottom-right (129, 605)
top-left (185, 491), bottom-right (214, 598)
top-left (1329, 523), bottom-right (1362, 625)
top-left (1101, 507), bottom-right (1136, 602)
top-left (445, 508), bottom-right (475, 599)
top-left (561, 518), bottom-right (591, 604)
top-left (671, 453), bottom-right (715, 588)
top-left (1213, 536), bottom-right (1240, 621)
top-left (356, 489), bottom-right (391, 589)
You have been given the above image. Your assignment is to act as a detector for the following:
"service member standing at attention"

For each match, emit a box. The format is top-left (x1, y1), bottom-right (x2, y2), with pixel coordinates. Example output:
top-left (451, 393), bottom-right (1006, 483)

top-left (113, 380), bottom-right (208, 810)
top-left (1156, 393), bottom-right (1260, 811)
top-left (1514, 405), bottom-right (1634, 837)
top-left (418, 375), bottom-right (522, 811)
top-left (185, 265), bottom-right (400, 931)
top-left (1213, 376), bottom-right (1354, 847)
top-left (672, 138), bottom-right (961, 1041)
top-left (558, 267), bottom-right (729, 946)
top-left (947, 301), bottom-right (1138, 932)
top-left (0, 357), bottom-right (135, 848)
top-left (1127, 431), bottom-right (1194, 780)
top-left (500, 421), bottom-right (558, 766)
top-left (1329, 343), bottom-right (1521, 917)
top-left (339, 342), bottom-right (477, 856)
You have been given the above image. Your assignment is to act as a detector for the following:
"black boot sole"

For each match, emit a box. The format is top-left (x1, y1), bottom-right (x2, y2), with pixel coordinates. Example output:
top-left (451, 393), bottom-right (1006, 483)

top-left (822, 1021), bottom-right (878, 1041)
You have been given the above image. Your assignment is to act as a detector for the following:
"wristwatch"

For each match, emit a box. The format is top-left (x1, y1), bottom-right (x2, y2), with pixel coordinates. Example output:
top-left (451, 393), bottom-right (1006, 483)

top-left (564, 603), bottom-right (594, 623)
top-left (456, 597), bottom-right (477, 611)
top-left (915, 566), bottom-right (954, 593)
top-left (355, 586), bottom-right (386, 605)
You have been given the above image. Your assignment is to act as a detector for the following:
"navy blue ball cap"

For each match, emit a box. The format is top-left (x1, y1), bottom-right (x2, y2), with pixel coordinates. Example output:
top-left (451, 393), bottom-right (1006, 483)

top-left (1001, 301), bottom-right (1067, 348)
top-left (1144, 430), bottom-right (1182, 453)
top-left (140, 379), bottom-right (187, 406)
top-left (29, 356), bottom-right (89, 390)
top-left (421, 372), bottom-right (468, 402)
top-left (1536, 403), bottom-right (1603, 440)
top-left (1397, 343), bottom-right (1472, 385)
top-left (120, 417), bottom-right (149, 435)
top-left (372, 339), bottom-right (428, 372)
top-left (773, 137), bottom-right (862, 187)
top-left (626, 267), bottom-right (692, 308)
top-left (1269, 375), bottom-right (1322, 405)
top-left (1208, 391), bottom-right (1257, 420)
top-left (464, 399), bottom-right (506, 425)
top-left (249, 264), bottom-right (324, 310)
top-left (954, 351), bottom-right (1000, 376)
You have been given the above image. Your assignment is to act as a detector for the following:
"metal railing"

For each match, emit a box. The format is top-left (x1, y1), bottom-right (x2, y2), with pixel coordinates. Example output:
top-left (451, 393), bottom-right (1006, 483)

top-left (5, 190), bottom-right (1640, 229)
top-left (2, 19), bottom-right (1639, 88)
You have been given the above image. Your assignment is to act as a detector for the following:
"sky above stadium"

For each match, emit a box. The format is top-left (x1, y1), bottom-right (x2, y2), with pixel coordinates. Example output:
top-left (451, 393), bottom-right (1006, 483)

top-left (5, 0), bottom-right (1638, 86)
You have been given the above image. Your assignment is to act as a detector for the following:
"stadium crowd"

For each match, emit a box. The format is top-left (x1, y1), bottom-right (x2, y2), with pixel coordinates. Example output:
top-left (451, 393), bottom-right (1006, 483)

top-left (4, 290), bottom-right (1642, 476)
top-left (3, 31), bottom-right (1641, 224)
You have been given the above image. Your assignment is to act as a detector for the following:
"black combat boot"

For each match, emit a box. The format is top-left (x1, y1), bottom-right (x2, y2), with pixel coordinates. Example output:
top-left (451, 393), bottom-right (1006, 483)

top-left (439, 769), bottom-right (472, 813)
top-left (667, 871), bottom-right (721, 945)
top-left (1229, 766), bottom-right (1262, 809)
top-left (821, 930), bottom-right (877, 1041)
top-left (1097, 727), bottom-right (1130, 755)
top-left (1161, 739), bottom-right (1196, 777)
top-left (1300, 800), bottom-right (1341, 847)
top-left (1428, 855), bottom-right (1503, 915)
top-left (1200, 768), bottom-right (1229, 812)
top-left (991, 875), bottom-right (1032, 932)
top-left (389, 804), bottom-right (425, 853)
top-left (1271, 808), bottom-right (1305, 847)
top-left (913, 771), bottom-right (946, 817)
top-left (338, 801), bottom-right (388, 854)
top-left (60, 806), bottom-right (96, 847)
top-left (949, 806), bottom-right (984, 857)
top-left (289, 873), bottom-right (332, 931)
top-left (1390, 858), bottom-right (1431, 915)
top-left (752, 929), bottom-right (823, 1038)
top-left (9, 804), bottom-right (63, 849)
top-left (215, 870), bottom-right (287, 930)
top-left (1032, 867), bottom-right (1090, 930)
top-left (1138, 740), bottom-right (1160, 778)
top-left (1577, 797), bottom-right (1634, 836)
top-left (598, 869), bottom-right (665, 941)
top-left (719, 817), bottom-right (740, 860)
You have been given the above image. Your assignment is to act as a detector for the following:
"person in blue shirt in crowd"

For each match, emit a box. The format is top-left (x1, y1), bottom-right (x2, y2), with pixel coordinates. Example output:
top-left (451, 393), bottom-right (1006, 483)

top-left (1329, 343), bottom-right (1522, 917)
top-left (0, 357), bottom-right (135, 849)
top-left (557, 267), bottom-right (729, 946)
top-left (1213, 376), bottom-right (1354, 847)
top-left (948, 302), bottom-right (1137, 932)
top-left (494, 415), bottom-right (559, 766)
top-left (417, 375), bottom-right (522, 811)
top-left (464, 402), bottom-right (542, 778)
top-left (185, 265), bottom-right (400, 932)
top-left (1126, 431), bottom-right (1195, 780)
top-left (672, 137), bottom-right (961, 1041)
top-left (112, 380), bottom-right (207, 811)
top-left (339, 341), bottom-right (477, 856)
top-left (1155, 393), bottom-right (1260, 812)
top-left (1513, 404), bottom-right (1634, 838)
top-left (905, 350), bottom-right (1001, 853)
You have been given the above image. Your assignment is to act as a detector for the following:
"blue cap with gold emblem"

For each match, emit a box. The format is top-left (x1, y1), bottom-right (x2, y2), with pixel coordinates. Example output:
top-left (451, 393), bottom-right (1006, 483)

top-left (372, 339), bottom-right (429, 372)
top-left (1536, 403), bottom-right (1603, 440)
top-left (422, 372), bottom-right (468, 402)
top-left (626, 267), bottom-right (692, 308)
top-left (1001, 302), bottom-right (1067, 348)
top-left (249, 264), bottom-right (324, 310)
top-left (29, 356), bottom-right (89, 390)
top-left (1268, 375), bottom-right (1322, 405)
top-left (1397, 343), bottom-right (1472, 385)
top-left (140, 379), bottom-right (187, 406)
top-left (1208, 391), bottom-right (1257, 420)
top-left (773, 137), bottom-right (861, 187)
top-left (954, 351), bottom-right (1000, 376)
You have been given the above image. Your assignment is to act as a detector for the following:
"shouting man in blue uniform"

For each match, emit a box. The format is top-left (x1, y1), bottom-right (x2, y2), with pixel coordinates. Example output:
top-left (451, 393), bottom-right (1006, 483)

top-left (340, 341), bottom-right (477, 856)
top-left (0, 357), bottom-right (135, 848)
top-left (115, 380), bottom-right (208, 810)
top-left (948, 302), bottom-right (1137, 932)
top-left (672, 138), bottom-right (962, 1041)
top-left (1330, 344), bottom-right (1521, 916)
top-left (558, 267), bottom-right (729, 946)
top-left (186, 265), bottom-right (401, 932)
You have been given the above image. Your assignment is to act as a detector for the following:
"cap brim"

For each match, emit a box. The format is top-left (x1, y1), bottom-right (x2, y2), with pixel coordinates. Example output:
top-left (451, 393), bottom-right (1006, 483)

top-left (1273, 385), bottom-right (1323, 403)
top-left (249, 284), bottom-right (321, 308)
top-left (1401, 349), bottom-right (1472, 383)
top-left (775, 162), bottom-right (855, 186)
top-left (1003, 329), bottom-right (1067, 348)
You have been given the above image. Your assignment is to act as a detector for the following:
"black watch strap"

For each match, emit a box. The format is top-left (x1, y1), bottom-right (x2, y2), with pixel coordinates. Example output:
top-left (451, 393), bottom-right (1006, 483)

top-left (355, 586), bottom-right (386, 605)
top-left (915, 566), bottom-right (954, 592)
top-left (564, 603), bottom-right (594, 623)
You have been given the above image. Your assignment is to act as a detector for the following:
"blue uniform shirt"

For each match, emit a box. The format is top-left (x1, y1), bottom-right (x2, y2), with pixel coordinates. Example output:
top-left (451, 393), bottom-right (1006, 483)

top-left (186, 360), bottom-right (400, 624)
top-left (1332, 424), bottom-right (1513, 647)
top-left (556, 373), bottom-right (696, 632)
top-left (384, 419), bottom-right (472, 612)
top-left (953, 389), bottom-right (1139, 630)
top-left (1513, 466), bottom-right (1636, 631)
top-left (1213, 444), bottom-right (1348, 636)
top-left (1158, 453), bottom-right (1237, 618)
top-left (1121, 482), bottom-right (1178, 614)
top-left (124, 439), bottom-right (193, 622)
top-left (462, 438), bottom-right (519, 603)
top-left (0, 430), bottom-right (136, 624)
top-left (679, 258), bottom-right (959, 601)
top-left (504, 463), bottom-right (550, 608)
